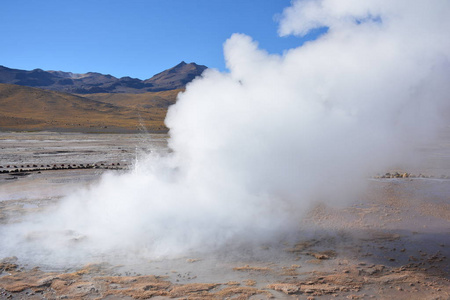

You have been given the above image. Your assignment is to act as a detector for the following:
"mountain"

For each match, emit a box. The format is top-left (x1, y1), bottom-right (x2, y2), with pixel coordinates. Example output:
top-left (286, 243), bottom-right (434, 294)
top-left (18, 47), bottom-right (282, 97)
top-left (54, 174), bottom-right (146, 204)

top-left (144, 61), bottom-right (207, 90)
top-left (0, 62), bottom-right (207, 94)
top-left (0, 83), bottom-right (171, 132)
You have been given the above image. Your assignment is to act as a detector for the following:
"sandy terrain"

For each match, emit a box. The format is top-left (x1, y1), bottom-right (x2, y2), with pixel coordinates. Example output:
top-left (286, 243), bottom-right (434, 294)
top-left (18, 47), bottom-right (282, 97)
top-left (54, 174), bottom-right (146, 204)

top-left (0, 131), bottom-right (449, 299)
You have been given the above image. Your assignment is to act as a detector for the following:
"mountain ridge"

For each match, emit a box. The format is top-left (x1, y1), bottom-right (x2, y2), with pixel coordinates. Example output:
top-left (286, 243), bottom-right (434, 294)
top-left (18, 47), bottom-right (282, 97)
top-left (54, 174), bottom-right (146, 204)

top-left (0, 62), bottom-right (207, 94)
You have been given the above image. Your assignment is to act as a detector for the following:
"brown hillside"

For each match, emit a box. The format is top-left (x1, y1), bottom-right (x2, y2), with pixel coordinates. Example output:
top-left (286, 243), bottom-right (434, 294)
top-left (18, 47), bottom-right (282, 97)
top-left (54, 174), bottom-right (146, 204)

top-left (82, 89), bottom-right (182, 110)
top-left (0, 84), bottom-right (170, 132)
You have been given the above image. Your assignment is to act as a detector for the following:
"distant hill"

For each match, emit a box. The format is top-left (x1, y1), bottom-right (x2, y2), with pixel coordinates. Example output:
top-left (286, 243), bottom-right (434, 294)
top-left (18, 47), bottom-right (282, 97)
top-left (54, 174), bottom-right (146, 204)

top-left (0, 83), bottom-right (175, 132)
top-left (0, 62), bottom-right (207, 94)
top-left (143, 61), bottom-right (207, 91)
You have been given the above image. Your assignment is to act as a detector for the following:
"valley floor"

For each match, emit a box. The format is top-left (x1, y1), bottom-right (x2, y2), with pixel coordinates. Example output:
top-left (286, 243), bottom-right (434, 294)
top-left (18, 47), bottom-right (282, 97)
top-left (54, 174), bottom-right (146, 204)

top-left (0, 132), bottom-right (448, 299)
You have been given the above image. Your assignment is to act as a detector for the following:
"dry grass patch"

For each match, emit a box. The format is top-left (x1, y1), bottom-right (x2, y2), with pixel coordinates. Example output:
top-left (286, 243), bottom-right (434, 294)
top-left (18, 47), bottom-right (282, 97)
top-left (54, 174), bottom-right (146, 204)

top-left (233, 265), bottom-right (272, 273)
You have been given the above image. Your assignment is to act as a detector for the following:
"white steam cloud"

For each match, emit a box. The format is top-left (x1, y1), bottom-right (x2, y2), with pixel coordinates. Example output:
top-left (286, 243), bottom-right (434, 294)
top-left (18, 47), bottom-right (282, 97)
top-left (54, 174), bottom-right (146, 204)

top-left (1, 0), bottom-right (450, 266)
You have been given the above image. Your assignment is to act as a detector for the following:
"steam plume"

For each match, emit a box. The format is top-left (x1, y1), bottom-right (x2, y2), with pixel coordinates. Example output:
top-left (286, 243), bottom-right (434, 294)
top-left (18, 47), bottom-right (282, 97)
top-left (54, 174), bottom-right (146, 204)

top-left (1, 0), bottom-right (449, 266)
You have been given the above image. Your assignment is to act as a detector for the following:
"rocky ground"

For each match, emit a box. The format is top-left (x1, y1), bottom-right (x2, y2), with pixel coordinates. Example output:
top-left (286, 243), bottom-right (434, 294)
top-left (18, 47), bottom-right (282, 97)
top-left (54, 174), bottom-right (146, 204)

top-left (0, 132), bottom-right (449, 299)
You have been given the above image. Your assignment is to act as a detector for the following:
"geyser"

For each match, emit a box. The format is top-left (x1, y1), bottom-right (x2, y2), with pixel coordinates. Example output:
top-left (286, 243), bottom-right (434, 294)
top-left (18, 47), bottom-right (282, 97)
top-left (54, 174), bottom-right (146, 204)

top-left (1, 0), bottom-right (449, 267)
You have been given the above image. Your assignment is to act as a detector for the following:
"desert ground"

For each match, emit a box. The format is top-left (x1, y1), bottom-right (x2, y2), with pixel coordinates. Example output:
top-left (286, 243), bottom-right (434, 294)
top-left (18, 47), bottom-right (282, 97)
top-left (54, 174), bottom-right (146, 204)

top-left (0, 131), bottom-right (449, 299)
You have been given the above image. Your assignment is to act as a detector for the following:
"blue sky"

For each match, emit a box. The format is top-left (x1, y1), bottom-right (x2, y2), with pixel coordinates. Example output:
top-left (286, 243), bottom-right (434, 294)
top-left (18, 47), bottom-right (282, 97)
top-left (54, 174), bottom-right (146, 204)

top-left (1, 0), bottom-right (312, 79)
